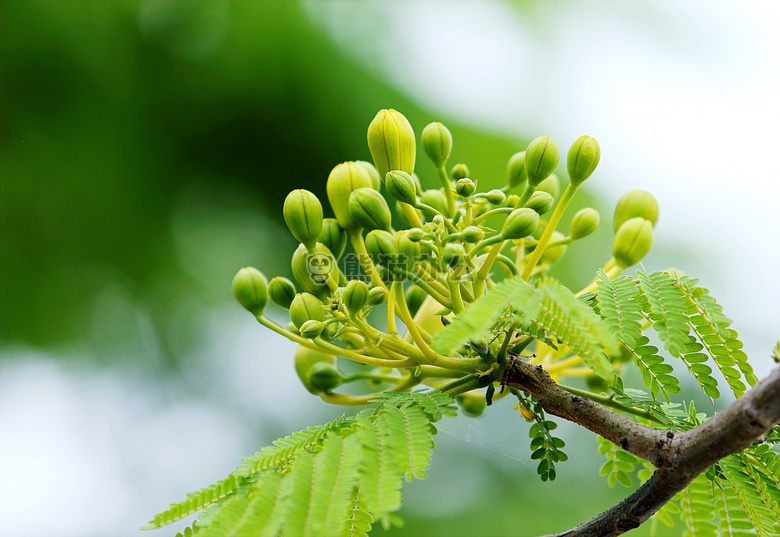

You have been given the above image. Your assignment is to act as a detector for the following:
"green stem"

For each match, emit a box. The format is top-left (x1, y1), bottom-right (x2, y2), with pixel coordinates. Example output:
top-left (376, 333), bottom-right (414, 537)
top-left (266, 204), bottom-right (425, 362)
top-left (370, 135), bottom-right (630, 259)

top-left (435, 166), bottom-right (456, 217)
top-left (399, 202), bottom-right (423, 228)
top-left (387, 281), bottom-right (398, 335)
top-left (348, 230), bottom-right (386, 289)
top-left (514, 183), bottom-right (537, 209)
top-left (476, 241), bottom-right (505, 282)
top-left (521, 184), bottom-right (578, 280)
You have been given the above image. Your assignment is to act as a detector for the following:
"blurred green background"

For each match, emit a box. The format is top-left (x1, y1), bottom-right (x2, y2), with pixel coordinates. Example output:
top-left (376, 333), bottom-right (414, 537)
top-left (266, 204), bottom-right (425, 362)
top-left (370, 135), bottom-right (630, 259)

top-left (3, 1), bottom-right (777, 537)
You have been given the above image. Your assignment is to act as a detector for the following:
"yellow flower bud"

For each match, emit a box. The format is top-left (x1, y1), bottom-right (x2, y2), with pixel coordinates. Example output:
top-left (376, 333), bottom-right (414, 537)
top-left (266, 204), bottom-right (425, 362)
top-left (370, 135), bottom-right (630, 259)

top-left (385, 170), bottom-right (418, 205)
top-left (525, 191), bottom-right (554, 215)
top-left (293, 345), bottom-right (338, 395)
top-left (355, 160), bottom-right (382, 190)
top-left (268, 276), bottom-right (296, 309)
top-left (343, 279), bottom-right (370, 315)
top-left (506, 151), bottom-right (527, 190)
top-left (450, 163), bottom-right (470, 181)
top-left (420, 189), bottom-right (449, 216)
top-left (613, 217), bottom-right (654, 268)
top-left (367, 109), bottom-right (416, 180)
top-left (283, 189), bottom-right (323, 251)
top-left (501, 208), bottom-right (540, 240)
top-left (291, 243), bottom-right (336, 297)
top-left (289, 292), bottom-right (325, 329)
top-left (326, 162), bottom-right (375, 231)
top-left (317, 218), bottom-right (346, 259)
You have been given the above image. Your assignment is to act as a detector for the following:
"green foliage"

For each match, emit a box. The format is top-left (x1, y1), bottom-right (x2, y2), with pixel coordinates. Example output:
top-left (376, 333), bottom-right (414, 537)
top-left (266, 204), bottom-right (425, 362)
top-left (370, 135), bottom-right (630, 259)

top-left (520, 397), bottom-right (568, 482)
top-left (597, 437), bottom-right (641, 488)
top-left (145, 391), bottom-right (455, 537)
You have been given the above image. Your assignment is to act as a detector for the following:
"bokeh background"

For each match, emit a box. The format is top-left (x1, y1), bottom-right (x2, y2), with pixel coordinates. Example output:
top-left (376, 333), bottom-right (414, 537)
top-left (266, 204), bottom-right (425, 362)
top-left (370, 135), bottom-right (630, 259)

top-left (2, 1), bottom-right (779, 536)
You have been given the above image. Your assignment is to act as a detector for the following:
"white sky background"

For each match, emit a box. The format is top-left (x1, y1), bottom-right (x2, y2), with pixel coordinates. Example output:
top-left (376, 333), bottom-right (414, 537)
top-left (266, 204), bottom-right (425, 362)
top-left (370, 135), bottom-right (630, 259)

top-left (2, 2), bottom-right (779, 536)
top-left (308, 0), bottom-right (780, 377)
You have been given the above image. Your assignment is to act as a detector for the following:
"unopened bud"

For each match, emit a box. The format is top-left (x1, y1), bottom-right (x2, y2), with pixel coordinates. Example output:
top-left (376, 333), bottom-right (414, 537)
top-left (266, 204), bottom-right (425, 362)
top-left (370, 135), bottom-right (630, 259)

top-left (539, 231), bottom-right (567, 266)
top-left (283, 189), bottom-right (323, 251)
top-left (355, 160), bottom-right (382, 190)
top-left (289, 292), bottom-right (325, 329)
top-left (456, 392), bottom-right (487, 418)
top-left (501, 208), bottom-right (540, 240)
top-left (506, 151), bottom-right (527, 190)
top-left (367, 286), bottom-right (388, 306)
top-left (365, 229), bottom-right (397, 264)
top-left (291, 243), bottom-right (335, 297)
top-left (450, 163), bottom-right (470, 181)
top-left (348, 187), bottom-right (392, 231)
top-left (327, 162), bottom-right (375, 230)
top-left (268, 276), bottom-right (296, 309)
top-left (525, 136), bottom-right (560, 187)
top-left (395, 230), bottom-right (421, 275)
top-left (294, 345), bottom-right (337, 395)
top-left (421, 121), bottom-right (453, 168)
top-left (232, 267), bottom-right (269, 315)
top-left (486, 189), bottom-right (506, 205)
top-left (461, 226), bottom-right (485, 243)
top-left (318, 218), bottom-right (347, 259)
top-left (613, 190), bottom-right (659, 231)
top-left (299, 320), bottom-right (325, 339)
top-left (613, 217), bottom-right (654, 268)
top-left (536, 173), bottom-right (560, 201)
top-left (455, 178), bottom-right (476, 198)
top-left (305, 362), bottom-right (343, 394)
top-left (442, 243), bottom-right (466, 268)
top-left (343, 279), bottom-right (370, 315)
top-left (569, 208), bottom-right (600, 240)
top-left (420, 189), bottom-right (449, 216)
top-left (367, 109), bottom-right (416, 180)
top-left (567, 135), bottom-right (600, 187)
top-left (385, 170), bottom-right (418, 205)
top-left (525, 191), bottom-right (554, 215)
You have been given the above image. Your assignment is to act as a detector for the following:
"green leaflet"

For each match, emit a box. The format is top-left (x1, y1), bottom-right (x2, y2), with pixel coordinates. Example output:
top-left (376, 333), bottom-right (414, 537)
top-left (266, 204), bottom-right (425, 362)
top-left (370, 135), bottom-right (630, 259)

top-left (721, 453), bottom-right (780, 536)
top-left (597, 436), bottom-right (641, 488)
top-left (520, 277), bottom-right (619, 380)
top-left (432, 277), bottom-right (537, 356)
top-left (595, 271), bottom-right (644, 348)
top-left (637, 269), bottom-right (691, 358)
top-left (146, 390), bottom-right (453, 537)
top-left (679, 474), bottom-right (717, 537)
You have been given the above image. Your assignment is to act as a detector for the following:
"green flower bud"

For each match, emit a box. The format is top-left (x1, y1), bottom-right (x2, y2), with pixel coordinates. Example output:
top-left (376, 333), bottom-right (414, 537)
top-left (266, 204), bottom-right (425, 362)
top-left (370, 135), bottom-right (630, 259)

top-left (407, 228), bottom-right (425, 242)
top-left (367, 109), bottom-right (416, 180)
top-left (421, 121), bottom-right (453, 168)
top-left (348, 187), bottom-right (392, 231)
top-left (299, 319), bottom-right (325, 339)
top-left (367, 286), bottom-right (388, 306)
top-left (486, 189), bottom-right (506, 205)
top-left (365, 229), bottom-right (397, 265)
top-left (385, 170), bottom-right (418, 205)
top-left (343, 279), bottom-right (370, 315)
top-left (442, 243), bottom-right (466, 268)
top-left (455, 178), bottom-right (476, 198)
top-left (456, 392), bottom-right (487, 418)
top-left (525, 191), bottom-right (554, 215)
top-left (305, 362), bottom-right (343, 394)
top-left (505, 194), bottom-right (520, 208)
top-left (569, 208), bottom-right (600, 240)
top-left (567, 135), bottom-right (600, 187)
top-left (317, 218), bottom-right (347, 259)
top-left (283, 189), bottom-right (323, 251)
top-left (268, 276), bottom-right (296, 309)
top-left (404, 284), bottom-right (427, 317)
top-left (525, 136), bottom-right (560, 187)
top-left (461, 226), bottom-right (485, 243)
top-left (291, 243), bottom-right (336, 297)
top-left (613, 189), bottom-right (659, 231)
top-left (613, 217), bottom-right (654, 268)
top-left (395, 230), bottom-right (421, 275)
top-left (294, 345), bottom-right (337, 395)
top-left (289, 292), bottom-right (325, 329)
top-left (326, 161), bottom-right (375, 230)
top-left (506, 151), bottom-right (527, 189)
top-left (536, 173), bottom-right (560, 201)
top-left (450, 163), bottom-right (470, 181)
top-left (232, 267), bottom-right (269, 315)
top-left (539, 231), bottom-right (567, 266)
top-left (420, 189), bottom-right (449, 216)
top-left (355, 160), bottom-right (382, 190)
top-left (501, 208), bottom-right (540, 240)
